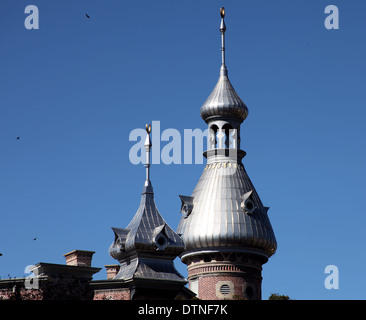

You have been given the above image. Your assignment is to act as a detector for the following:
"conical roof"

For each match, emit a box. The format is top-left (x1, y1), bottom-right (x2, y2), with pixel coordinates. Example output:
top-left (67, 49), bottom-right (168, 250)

top-left (109, 183), bottom-right (186, 281)
top-left (108, 125), bottom-right (186, 282)
top-left (122, 184), bottom-right (185, 256)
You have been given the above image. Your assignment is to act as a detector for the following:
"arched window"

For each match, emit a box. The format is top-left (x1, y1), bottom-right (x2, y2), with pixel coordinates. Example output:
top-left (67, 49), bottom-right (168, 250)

top-left (222, 123), bottom-right (233, 148)
top-left (209, 124), bottom-right (219, 149)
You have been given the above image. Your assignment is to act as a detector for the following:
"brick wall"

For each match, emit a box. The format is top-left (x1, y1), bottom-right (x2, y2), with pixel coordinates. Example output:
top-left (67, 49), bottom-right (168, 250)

top-left (93, 288), bottom-right (130, 300)
top-left (0, 277), bottom-right (94, 300)
top-left (0, 287), bottom-right (43, 300)
top-left (185, 253), bottom-right (264, 300)
top-left (192, 274), bottom-right (261, 300)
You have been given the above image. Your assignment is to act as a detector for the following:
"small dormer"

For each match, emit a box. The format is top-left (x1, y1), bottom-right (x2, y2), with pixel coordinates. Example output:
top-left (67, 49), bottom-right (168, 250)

top-left (109, 228), bottom-right (130, 261)
top-left (241, 190), bottom-right (256, 215)
top-left (152, 224), bottom-right (169, 251)
top-left (179, 195), bottom-right (194, 219)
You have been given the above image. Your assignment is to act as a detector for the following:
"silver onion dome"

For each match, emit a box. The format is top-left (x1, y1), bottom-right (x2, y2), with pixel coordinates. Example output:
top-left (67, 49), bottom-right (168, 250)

top-left (177, 162), bottom-right (277, 260)
top-left (200, 7), bottom-right (248, 124)
top-left (200, 68), bottom-right (248, 123)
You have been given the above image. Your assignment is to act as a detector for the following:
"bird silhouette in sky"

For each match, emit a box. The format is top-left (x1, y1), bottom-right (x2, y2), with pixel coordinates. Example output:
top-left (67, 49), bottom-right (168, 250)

top-left (85, 13), bottom-right (90, 19)
top-left (33, 238), bottom-right (37, 241)
top-left (16, 137), bottom-right (20, 140)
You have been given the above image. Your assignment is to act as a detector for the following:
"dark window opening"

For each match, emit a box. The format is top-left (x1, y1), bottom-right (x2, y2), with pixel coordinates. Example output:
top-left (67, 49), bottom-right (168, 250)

top-left (157, 236), bottom-right (166, 246)
top-left (222, 124), bottom-right (233, 149)
top-left (209, 125), bottom-right (219, 149)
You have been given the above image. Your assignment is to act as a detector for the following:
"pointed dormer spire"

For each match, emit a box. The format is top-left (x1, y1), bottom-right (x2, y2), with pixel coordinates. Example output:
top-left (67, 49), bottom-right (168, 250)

top-left (220, 7), bottom-right (228, 76)
top-left (109, 126), bottom-right (186, 288)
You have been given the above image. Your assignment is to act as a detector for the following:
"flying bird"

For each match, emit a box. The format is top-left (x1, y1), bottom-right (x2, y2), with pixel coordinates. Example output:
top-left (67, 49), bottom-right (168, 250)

top-left (85, 13), bottom-right (90, 19)
top-left (16, 137), bottom-right (20, 140)
top-left (32, 238), bottom-right (37, 241)
top-left (0, 253), bottom-right (2, 256)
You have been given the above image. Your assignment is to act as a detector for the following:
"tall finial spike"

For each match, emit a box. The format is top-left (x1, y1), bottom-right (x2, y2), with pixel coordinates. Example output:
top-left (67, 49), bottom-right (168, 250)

top-left (219, 7), bottom-right (227, 76)
top-left (144, 124), bottom-right (152, 185)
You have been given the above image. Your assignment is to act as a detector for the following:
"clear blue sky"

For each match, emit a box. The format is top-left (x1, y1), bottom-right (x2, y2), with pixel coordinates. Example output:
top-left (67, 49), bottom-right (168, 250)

top-left (0, 0), bottom-right (365, 300)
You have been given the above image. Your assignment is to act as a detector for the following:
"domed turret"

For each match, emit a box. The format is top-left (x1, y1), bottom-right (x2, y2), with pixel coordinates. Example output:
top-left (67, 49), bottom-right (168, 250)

top-left (177, 7), bottom-right (277, 300)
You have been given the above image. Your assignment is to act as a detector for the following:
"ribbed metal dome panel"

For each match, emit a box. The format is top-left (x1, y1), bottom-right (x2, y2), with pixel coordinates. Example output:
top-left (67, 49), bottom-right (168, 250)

top-left (200, 74), bottom-right (248, 123)
top-left (177, 162), bottom-right (277, 258)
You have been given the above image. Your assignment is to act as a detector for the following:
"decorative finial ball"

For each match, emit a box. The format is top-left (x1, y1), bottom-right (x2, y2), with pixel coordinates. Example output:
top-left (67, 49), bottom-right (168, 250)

top-left (220, 7), bottom-right (225, 18)
top-left (146, 124), bottom-right (151, 134)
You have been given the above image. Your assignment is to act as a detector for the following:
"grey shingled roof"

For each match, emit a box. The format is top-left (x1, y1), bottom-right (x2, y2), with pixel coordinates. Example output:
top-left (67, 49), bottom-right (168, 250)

top-left (109, 181), bottom-right (186, 281)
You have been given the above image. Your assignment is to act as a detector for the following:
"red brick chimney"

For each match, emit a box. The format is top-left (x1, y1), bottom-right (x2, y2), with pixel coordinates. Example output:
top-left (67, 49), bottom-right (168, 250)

top-left (64, 250), bottom-right (95, 267)
top-left (105, 264), bottom-right (120, 279)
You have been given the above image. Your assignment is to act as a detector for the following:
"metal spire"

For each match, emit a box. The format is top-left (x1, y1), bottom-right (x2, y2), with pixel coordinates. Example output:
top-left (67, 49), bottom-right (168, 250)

top-left (144, 124), bottom-right (152, 189)
top-left (220, 7), bottom-right (228, 76)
